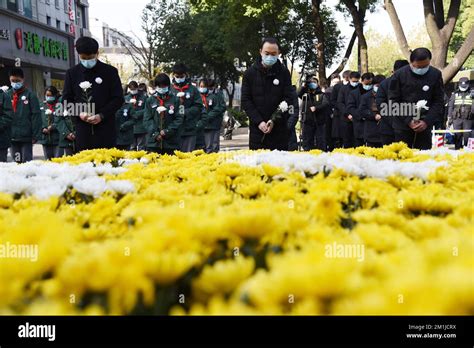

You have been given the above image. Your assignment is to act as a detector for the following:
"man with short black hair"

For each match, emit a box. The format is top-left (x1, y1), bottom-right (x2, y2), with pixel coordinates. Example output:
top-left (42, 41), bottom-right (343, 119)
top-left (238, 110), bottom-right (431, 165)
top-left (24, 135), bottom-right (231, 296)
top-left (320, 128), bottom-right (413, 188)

top-left (0, 84), bottom-right (13, 162)
top-left (376, 59), bottom-right (409, 145)
top-left (6, 68), bottom-right (42, 162)
top-left (359, 75), bottom-right (386, 147)
top-left (337, 71), bottom-right (361, 148)
top-left (62, 36), bottom-right (124, 152)
top-left (242, 37), bottom-right (298, 150)
top-left (347, 72), bottom-right (374, 147)
top-left (388, 48), bottom-right (444, 150)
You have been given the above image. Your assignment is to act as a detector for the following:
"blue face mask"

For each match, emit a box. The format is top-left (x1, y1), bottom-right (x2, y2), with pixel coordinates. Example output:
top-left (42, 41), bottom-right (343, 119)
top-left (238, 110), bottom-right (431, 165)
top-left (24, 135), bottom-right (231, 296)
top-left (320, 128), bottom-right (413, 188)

top-left (156, 87), bottom-right (169, 95)
top-left (411, 66), bottom-right (429, 76)
top-left (80, 58), bottom-right (97, 69)
top-left (309, 82), bottom-right (318, 90)
top-left (11, 82), bottom-right (23, 90)
top-left (46, 96), bottom-right (56, 103)
top-left (363, 84), bottom-right (373, 91)
top-left (262, 55), bottom-right (278, 67)
top-left (199, 87), bottom-right (208, 94)
top-left (175, 77), bottom-right (186, 84)
top-left (350, 81), bottom-right (359, 88)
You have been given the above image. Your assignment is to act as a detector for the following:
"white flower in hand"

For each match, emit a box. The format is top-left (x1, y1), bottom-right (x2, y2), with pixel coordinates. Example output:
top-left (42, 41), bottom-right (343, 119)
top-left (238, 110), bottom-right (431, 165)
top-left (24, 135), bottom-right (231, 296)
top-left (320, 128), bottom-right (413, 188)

top-left (157, 106), bottom-right (167, 113)
top-left (278, 101), bottom-right (289, 113)
top-left (129, 98), bottom-right (137, 104)
top-left (273, 79), bottom-right (280, 86)
top-left (63, 110), bottom-right (69, 116)
top-left (0, 86), bottom-right (8, 92)
top-left (21, 96), bottom-right (27, 101)
top-left (416, 100), bottom-right (429, 110)
top-left (45, 109), bottom-right (53, 115)
top-left (177, 92), bottom-right (185, 98)
top-left (95, 77), bottom-right (103, 85)
top-left (79, 81), bottom-right (92, 90)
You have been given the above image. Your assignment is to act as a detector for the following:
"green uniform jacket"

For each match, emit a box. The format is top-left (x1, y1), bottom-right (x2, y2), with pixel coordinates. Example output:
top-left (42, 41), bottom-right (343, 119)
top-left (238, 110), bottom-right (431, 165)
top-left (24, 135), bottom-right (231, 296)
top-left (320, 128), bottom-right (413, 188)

top-left (170, 81), bottom-right (203, 137)
top-left (0, 90), bottom-right (13, 149)
top-left (143, 94), bottom-right (184, 150)
top-left (125, 93), bottom-right (147, 135)
top-left (199, 89), bottom-right (227, 131)
top-left (39, 101), bottom-right (60, 145)
top-left (6, 88), bottom-right (42, 143)
top-left (115, 102), bottom-right (135, 146)
top-left (55, 101), bottom-right (75, 149)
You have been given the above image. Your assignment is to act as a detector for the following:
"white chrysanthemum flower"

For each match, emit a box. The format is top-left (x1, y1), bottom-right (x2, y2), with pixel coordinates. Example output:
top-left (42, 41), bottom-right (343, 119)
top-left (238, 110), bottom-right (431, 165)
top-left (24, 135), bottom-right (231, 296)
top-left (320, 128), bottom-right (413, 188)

top-left (79, 81), bottom-right (92, 90)
top-left (177, 92), bottom-right (185, 98)
top-left (106, 180), bottom-right (135, 195)
top-left (0, 86), bottom-right (9, 92)
top-left (278, 101), bottom-right (289, 113)
top-left (157, 106), bottom-right (167, 113)
top-left (73, 177), bottom-right (108, 198)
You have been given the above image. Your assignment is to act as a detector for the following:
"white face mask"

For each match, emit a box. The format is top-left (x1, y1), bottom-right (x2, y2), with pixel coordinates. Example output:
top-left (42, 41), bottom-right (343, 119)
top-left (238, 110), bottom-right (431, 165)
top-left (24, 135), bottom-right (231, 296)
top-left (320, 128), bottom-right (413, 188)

top-left (343, 80), bottom-right (349, 85)
top-left (459, 86), bottom-right (468, 92)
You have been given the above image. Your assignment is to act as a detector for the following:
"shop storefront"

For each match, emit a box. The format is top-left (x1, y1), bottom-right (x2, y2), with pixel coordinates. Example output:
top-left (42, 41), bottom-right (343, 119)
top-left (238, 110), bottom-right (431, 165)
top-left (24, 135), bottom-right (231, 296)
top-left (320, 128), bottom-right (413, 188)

top-left (0, 10), bottom-right (75, 96)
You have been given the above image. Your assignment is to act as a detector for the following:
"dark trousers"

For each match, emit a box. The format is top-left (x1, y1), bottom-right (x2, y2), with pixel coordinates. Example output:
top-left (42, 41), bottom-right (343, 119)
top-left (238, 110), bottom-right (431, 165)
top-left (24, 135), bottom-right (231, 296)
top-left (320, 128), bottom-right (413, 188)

top-left (325, 115), bottom-right (334, 151)
top-left (453, 118), bottom-right (473, 149)
top-left (132, 134), bottom-right (147, 151)
top-left (341, 121), bottom-right (354, 148)
top-left (302, 122), bottom-right (326, 151)
top-left (148, 148), bottom-right (175, 156)
top-left (180, 135), bottom-right (197, 153)
top-left (10, 142), bottom-right (33, 163)
top-left (354, 138), bottom-right (365, 147)
top-left (0, 148), bottom-right (7, 162)
top-left (204, 129), bottom-right (220, 153)
top-left (58, 147), bottom-right (74, 157)
top-left (116, 144), bottom-right (131, 151)
top-left (394, 128), bottom-right (431, 150)
top-left (366, 141), bottom-right (382, 148)
top-left (381, 134), bottom-right (395, 146)
top-left (42, 145), bottom-right (60, 160)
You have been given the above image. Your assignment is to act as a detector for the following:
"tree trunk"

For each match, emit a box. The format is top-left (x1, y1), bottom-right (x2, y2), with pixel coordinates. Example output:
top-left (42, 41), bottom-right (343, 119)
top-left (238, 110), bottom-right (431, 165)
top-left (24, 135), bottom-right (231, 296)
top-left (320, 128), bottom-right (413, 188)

top-left (341, 0), bottom-right (368, 73)
top-left (383, 0), bottom-right (411, 60)
top-left (311, 0), bottom-right (327, 87)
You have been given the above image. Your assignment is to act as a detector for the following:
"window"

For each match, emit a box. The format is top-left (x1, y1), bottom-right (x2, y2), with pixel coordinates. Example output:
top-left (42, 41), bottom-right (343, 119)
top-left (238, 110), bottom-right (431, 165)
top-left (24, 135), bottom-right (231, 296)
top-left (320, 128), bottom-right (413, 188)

top-left (63, 0), bottom-right (67, 13)
top-left (65, 23), bottom-right (70, 33)
top-left (22, 0), bottom-right (32, 18)
top-left (54, 0), bottom-right (59, 8)
top-left (7, 0), bottom-right (17, 12)
top-left (46, 16), bottom-right (51, 25)
top-left (56, 19), bottom-right (61, 29)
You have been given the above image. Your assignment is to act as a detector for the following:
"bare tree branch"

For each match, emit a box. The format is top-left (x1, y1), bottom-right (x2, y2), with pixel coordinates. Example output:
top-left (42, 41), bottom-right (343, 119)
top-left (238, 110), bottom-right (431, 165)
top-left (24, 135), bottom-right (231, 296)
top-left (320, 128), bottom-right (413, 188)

top-left (440, 0), bottom-right (461, 42)
top-left (329, 30), bottom-right (357, 77)
top-left (423, 0), bottom-right (442, 47)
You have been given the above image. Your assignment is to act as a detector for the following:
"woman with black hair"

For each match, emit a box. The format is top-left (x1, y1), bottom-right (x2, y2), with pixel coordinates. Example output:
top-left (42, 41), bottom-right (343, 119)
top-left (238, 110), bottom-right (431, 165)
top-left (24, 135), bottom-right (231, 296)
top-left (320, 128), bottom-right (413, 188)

top-left (39, 86), bottom-right (61, 159)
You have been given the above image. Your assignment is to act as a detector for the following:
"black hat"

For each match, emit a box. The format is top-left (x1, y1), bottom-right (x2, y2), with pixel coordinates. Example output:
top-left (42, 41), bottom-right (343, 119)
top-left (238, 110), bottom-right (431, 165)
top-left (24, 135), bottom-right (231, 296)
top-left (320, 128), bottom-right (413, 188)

top-left (459, 77), bottom-right (469, 88)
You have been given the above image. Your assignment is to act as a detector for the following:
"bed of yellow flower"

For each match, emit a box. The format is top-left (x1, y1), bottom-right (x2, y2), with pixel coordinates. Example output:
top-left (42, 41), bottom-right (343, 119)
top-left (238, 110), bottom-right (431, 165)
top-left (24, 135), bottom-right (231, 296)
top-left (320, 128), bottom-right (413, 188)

top-left (0, 143), bottom-right (473, 315)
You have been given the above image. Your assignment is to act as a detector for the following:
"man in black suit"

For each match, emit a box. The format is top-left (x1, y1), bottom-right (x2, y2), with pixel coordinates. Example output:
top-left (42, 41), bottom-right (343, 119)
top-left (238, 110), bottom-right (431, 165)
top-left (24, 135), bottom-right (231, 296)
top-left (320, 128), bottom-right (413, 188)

top-left (62, 37), bottom-right (123, 152)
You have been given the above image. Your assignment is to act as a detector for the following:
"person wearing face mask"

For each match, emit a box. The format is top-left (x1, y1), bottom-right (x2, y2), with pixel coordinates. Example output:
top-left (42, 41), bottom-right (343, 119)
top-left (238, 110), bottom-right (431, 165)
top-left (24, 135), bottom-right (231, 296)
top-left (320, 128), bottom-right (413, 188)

top-left (138, 83), bottom-right (149, 97)
top-left (241, 37), bottom-right (298, 150)
top-left (0, 84), bottom-right (13, 162)
top-left (144, 73), bottom-right (184, 155)
top-left (329, 71), bottom-right (350, 150)
top-left (299, 76), bottom-right (329, 151)
top-left (62, 37), bottom-right (124, 152)
top-left (170, 63), bottom-right (203, 153)
top-left (123, 81), bottom-right (147, 151)
top-left (347, 72), bottom-right (375, 147)
top-left (6, 68), bottom-right (41, 163)
top-left (197, 79), bottom-right (226, 153)
top-left (447, 77), bottom-right (473, 149)
top-left (388, 48), bottom-right (444, 150)
top-left (376, 60), bottom-right (409, 146)
top-left (39, 86), bottom-right (61, 160)
top-left (359, 75), bottom-right (386, 148)
top-left (337, 71), bottom-right (361, 148)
